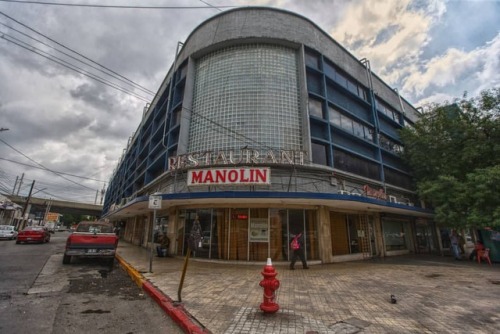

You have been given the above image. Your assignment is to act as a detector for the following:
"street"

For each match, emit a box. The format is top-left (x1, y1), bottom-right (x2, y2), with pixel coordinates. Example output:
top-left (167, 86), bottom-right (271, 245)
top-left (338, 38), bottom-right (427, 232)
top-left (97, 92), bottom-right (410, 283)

top-left (0, 232), bottom-right (183, 334)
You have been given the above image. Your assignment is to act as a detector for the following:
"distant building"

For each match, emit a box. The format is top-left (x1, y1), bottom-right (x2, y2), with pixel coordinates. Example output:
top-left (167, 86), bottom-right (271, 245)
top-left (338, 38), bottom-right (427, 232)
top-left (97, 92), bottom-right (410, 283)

top-left (0, 195), bottom-right (22, 226)
top-left (103, 7), bottom-right (437, 263)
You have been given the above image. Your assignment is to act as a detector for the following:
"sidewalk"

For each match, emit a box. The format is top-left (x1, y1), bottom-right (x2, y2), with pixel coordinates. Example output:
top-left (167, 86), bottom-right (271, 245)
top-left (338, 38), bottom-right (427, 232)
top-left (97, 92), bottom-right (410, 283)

top-left (116, 241), bottom-right (500, 334)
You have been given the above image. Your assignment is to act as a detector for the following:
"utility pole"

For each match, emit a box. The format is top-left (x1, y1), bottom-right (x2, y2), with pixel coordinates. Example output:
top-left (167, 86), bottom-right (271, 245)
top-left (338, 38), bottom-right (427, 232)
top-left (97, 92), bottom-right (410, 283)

top-left (43, 198), bottom-right (52, 226)
top-left (16, 173), bottom-right (24, 196)
top-left (12, 176), bottom-right (18, 195)
top-left (20, 180), bottom-right (35, 230)
top-left (100, 183), bottom-right (106, 204)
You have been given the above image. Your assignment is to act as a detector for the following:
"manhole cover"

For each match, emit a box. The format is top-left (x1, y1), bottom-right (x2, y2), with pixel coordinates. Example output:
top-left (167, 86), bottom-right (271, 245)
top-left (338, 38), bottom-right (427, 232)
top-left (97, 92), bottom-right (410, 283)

top-left (329, 321), bottom-right (362, 333)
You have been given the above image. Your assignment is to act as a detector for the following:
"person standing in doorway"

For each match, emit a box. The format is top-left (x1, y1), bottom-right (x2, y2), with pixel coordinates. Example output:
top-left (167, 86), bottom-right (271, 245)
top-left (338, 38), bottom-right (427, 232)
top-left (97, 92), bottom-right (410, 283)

top-left (450, 230), bottom-right (461, 260)
top-left (290, 231), bottom-right (309, 270)
top-left (189, 215), bottom-right (202, 254)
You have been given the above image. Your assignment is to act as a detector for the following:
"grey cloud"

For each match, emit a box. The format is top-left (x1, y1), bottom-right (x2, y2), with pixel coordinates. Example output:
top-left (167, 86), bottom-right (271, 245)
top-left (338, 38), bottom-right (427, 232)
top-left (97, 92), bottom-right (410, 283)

top-left (70, 82), bottom-right (117, 112)
top-left (372, 25), bottom-right (400, 46)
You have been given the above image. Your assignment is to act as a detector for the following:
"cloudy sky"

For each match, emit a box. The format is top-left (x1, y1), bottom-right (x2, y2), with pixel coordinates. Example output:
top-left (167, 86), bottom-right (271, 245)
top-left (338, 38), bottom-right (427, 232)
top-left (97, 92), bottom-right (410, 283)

top-left (0, 0), bottom-right (498, 204)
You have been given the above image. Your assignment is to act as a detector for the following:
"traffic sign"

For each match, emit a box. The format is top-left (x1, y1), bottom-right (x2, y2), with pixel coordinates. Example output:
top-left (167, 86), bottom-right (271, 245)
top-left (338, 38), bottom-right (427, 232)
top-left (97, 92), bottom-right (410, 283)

top-left (148, 195), bottom-right (162, 209)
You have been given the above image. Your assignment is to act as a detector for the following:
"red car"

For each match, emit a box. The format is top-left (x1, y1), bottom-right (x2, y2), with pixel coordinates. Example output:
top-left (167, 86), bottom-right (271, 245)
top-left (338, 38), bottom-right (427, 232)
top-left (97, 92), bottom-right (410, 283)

top-left (63, 221), bottom-right (118, 265)
top-left (16, 226), bottom-right (51, 244)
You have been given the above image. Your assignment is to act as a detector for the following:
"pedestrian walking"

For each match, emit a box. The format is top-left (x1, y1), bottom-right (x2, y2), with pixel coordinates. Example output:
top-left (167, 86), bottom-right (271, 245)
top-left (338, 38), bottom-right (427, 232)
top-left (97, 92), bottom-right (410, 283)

top-left (290, 231), bottom-right (309, 270)
top-left (469, 240), bottom-right (485, 261)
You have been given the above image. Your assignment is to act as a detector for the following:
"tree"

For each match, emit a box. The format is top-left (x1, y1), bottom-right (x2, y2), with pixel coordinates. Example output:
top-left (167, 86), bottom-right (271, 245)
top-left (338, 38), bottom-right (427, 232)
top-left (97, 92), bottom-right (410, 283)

top-left (399, 88), bottom-right (500, 229)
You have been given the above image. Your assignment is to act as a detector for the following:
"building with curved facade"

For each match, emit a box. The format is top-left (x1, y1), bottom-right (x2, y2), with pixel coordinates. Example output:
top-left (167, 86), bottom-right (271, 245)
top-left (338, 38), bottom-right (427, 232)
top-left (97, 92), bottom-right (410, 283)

top-left (103, 7), bottom-right (438, 263)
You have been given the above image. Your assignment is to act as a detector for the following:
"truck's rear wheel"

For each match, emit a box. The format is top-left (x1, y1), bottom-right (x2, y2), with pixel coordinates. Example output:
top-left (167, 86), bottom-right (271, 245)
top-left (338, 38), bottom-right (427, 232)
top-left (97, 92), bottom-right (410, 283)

top-left (62, 254), bottom-right (71, 264)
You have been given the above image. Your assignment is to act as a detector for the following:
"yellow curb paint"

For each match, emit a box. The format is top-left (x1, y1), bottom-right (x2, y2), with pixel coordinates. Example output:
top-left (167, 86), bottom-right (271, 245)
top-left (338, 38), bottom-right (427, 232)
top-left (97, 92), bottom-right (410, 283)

top-left (116, 254), bottom-right (144, 288)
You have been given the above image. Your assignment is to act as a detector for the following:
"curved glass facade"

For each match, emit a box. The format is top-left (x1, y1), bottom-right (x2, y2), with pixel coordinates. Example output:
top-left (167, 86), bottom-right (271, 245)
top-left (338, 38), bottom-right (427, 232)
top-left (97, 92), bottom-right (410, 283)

top-left (189, 44), bottom-right (302, 153)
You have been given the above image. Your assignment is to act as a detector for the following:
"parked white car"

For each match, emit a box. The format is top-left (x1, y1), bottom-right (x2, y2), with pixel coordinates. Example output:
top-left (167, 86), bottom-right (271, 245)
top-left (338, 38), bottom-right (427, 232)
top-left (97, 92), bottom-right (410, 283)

top-left (45, 222), bottom-right (56, 233)
top-left (0, 225), bottom-right (18, 240)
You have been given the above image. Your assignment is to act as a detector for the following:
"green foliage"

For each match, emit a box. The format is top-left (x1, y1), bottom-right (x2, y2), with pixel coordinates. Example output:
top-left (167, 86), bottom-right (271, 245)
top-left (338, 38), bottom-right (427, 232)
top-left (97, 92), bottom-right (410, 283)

top-left (61, 213), bottom-right (77, 225)
top-left (400, 88), bottom-right (500, 228)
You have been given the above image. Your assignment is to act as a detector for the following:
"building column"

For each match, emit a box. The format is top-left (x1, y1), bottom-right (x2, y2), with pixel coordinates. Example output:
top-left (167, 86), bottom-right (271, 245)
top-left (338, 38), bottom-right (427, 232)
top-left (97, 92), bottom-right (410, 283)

top-left (317, 206), bottom-right (333, 264)
top-left (167, 207), bottom-right (177, 256)
top-left (374, 214), bottom-right (385, 258)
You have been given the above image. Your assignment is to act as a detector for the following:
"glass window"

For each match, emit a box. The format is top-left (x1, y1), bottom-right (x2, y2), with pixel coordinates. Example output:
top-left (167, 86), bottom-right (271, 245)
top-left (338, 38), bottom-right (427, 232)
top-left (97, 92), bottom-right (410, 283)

top-left (379, 134), bottom-right (403, 154)
top-left (352, 122), bottom-right (364, 138)
top-left (365, 127), bottom-right (374, 141)
top-left (330, 212), bottom-right (368, 255)
top-left (340, 114), bottom-right (353, 132)
top-left (347, 81), bottom-right (358, 96)
top-left (334, 150), bottom-right (380, 180)
top-left (335, 72), bottom-right (347, 87)
top-left (190, 44), bottom-right (301, 154)
top-left (176, 208), bottom-right (319, 262)
top-left (311, 142), bottom-right (328, 166)
top-left (171, 109), bottom-right (181, 126)
top-left (328, 106), bottom-right (341, 127)
top-left (382, 220), bottom-right (410, 251)
top-left (376, 98), bottom-right (400, 122)
top-left (178, 64), bottom-right (188, 81)
top-left (305, 51), bottom-right (319, 69)
top-left (357, 87), bottom-right (367, 100)
top-left (308, 98), bottom-right (324, 119)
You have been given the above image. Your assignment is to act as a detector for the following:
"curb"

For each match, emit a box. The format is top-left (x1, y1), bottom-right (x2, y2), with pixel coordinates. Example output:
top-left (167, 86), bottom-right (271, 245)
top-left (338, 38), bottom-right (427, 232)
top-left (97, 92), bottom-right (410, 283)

top-left (115, 254), bottom-right (210, 334)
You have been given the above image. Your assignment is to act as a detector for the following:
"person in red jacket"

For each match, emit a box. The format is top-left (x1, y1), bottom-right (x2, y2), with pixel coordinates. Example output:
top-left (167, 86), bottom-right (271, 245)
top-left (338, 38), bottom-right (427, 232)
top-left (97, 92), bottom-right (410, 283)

top-left (469, 240), bottom-right (485, 261)
top-left (289, 231), bottom-right (309, 270)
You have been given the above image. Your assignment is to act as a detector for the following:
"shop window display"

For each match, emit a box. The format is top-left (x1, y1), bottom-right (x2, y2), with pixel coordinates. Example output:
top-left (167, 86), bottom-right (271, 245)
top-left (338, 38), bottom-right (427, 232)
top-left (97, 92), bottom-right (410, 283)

top-left (383, 220), bottom-right (410, 251)
top-left (176, 208), bottom-right (318, 262)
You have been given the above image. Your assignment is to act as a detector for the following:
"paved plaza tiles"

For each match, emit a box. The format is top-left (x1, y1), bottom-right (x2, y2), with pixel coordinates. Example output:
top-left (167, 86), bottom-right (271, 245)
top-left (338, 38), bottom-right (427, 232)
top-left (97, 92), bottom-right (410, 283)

top-left (116, 241), bottom-right (499, 334)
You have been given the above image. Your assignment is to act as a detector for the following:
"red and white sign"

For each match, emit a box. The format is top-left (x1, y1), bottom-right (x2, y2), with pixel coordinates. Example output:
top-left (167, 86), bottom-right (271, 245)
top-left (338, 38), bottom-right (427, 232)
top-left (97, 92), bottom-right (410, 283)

top-left (188, 167), bottom-right (270, 186)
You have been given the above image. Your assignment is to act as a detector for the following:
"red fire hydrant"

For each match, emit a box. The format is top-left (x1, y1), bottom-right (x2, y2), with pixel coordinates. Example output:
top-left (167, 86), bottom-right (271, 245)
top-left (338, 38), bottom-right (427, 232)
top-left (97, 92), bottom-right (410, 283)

top-left (259, 258), bottom-right (280, 313)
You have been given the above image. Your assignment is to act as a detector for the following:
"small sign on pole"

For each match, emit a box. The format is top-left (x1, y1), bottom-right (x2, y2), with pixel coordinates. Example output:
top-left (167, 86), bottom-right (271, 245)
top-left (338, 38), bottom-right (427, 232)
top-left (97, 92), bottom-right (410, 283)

top-left (148, 194), bottom-right (162, 272)
top-left (149, 195), bottom-right (162, 209)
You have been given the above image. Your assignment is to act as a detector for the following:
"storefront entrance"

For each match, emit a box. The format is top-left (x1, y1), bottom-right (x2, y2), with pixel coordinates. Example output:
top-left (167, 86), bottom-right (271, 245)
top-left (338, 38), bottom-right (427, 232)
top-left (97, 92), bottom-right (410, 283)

top-left (330, 212), bottom-right (372, 256)
top-left (176, 208), bottom-right (319, 262)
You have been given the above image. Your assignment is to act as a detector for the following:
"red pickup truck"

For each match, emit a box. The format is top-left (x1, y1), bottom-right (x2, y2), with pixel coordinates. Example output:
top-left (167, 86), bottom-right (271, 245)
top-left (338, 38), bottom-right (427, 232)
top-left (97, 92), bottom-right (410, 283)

top-left (63, 221), bottom-right (118, 265)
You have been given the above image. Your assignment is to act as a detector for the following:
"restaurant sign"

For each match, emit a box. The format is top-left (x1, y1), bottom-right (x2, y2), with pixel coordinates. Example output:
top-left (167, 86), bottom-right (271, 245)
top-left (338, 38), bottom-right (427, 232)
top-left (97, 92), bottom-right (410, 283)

top-left (188, 167), bottom-right (270, 186)
top-left (363, 185), bottom-right (387, 200)
top-left (169, 148), bottom-right (305, 171)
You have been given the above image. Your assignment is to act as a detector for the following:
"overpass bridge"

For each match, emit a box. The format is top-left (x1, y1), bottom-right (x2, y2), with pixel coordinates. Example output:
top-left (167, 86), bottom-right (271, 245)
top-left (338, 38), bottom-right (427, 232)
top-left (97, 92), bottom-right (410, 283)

top-left (7, 195), bottom-right (103, 218)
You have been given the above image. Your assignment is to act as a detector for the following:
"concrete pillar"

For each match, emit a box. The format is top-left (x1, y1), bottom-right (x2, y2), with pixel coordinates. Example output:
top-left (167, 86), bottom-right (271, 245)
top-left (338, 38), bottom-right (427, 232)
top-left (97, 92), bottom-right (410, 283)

top-left (167, 207), bottom-right (177, 256)
top-left (317, 206), bottom-right (333, 264)
top-left (374, 214), bottom-right (385, 258)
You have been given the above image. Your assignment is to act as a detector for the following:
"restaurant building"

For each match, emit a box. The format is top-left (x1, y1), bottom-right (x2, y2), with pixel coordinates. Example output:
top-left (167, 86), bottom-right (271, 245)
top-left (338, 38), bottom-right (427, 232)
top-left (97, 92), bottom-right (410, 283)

top-left (102, 7), bottom-right (437, 263)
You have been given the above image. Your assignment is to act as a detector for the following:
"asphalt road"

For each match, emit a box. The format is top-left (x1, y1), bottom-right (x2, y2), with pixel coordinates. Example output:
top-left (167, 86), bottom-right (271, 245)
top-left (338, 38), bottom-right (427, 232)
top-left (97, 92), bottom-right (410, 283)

top-left (0, 231), bottom-right (183, 334)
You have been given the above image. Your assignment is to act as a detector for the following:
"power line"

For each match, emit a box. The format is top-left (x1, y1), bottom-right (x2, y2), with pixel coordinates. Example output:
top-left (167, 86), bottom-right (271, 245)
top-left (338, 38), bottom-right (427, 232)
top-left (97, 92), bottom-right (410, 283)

top-left (0, 11), bottom-right (155, 96)
top-left (199, 0), bottom-right (223, 12)
top-left (0, 138), bottom-right (97, 191)
top-left (0, 32), bottom-right (151, 102)
top-left (0, 0), bottom-right (236, 9)
top-left (0, 157), bottom-right (107, 183)
top-left (0, 21), bottom-right (155, 96)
